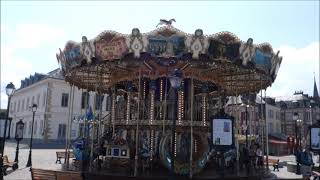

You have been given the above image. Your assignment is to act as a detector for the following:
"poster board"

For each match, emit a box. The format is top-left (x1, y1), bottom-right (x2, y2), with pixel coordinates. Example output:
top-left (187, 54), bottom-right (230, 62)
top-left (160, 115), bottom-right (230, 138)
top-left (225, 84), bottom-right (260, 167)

top-left (310, 127), bottom-right (320, 151)
top-left (212, 119), bottom-right (233, 146)
top-left (210, 111), bottom-right (235, 151)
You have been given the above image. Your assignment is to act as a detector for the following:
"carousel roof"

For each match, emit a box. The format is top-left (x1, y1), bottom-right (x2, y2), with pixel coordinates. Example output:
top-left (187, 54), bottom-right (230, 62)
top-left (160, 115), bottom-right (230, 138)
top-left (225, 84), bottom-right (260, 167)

top-left (56, 25), bottom-right (282, 95)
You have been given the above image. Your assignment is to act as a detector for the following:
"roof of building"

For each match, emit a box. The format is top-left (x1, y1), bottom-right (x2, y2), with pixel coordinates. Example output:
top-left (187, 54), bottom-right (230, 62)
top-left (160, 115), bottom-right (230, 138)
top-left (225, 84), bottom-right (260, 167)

top-left (19, 68), bottom-right (63, 89)
top-left (226, 95), bottom-right (265, 106)
top-left (275, 91), bottom-right (309, 102)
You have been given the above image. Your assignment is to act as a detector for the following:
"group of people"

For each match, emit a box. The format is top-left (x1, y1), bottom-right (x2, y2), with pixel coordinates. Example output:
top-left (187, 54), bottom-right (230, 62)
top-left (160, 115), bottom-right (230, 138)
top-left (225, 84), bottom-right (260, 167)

top-left (239, 143), bottom-right (264, 174)
top-left (295, 147), bottom-right (315, 180)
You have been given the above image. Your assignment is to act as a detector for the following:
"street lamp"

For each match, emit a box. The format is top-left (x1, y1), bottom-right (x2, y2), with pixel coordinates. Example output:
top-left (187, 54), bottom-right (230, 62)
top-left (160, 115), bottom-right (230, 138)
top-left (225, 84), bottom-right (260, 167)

top-left (0, 82), bottom-right (15, 179)
top-left (169, 69), bottom-right (182, 176)
top-left (14, 119), bottom-right (24, 164)
top-left (293, 112), bottom-right (301, 175)
top-left (26, 104), bottom-right (37, 168)
top-left (297, 119), bottom-right (302, 147)
top-left (293, 112), bottom-right (299, 148)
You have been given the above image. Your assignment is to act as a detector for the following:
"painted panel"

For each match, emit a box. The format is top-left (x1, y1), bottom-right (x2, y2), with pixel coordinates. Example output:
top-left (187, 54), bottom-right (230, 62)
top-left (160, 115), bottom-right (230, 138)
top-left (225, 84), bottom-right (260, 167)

top-left (95, 35), bottom-right (128, 60)
top-left (64, 42), bottom-right (82, 69)
top-left (254, 48), bottom-right (272, 72)
top-left (208, 39), bottom-right (240, 61)
top-left (148, 35), bottom-right (185, 57)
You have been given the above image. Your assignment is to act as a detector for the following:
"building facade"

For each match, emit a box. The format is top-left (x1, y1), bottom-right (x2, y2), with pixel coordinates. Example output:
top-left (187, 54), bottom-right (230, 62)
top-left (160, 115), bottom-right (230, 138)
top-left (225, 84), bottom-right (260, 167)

top-left (8, 69), bottom-right (111, 143)
top-left (275, 83), bottom-right (320, 148)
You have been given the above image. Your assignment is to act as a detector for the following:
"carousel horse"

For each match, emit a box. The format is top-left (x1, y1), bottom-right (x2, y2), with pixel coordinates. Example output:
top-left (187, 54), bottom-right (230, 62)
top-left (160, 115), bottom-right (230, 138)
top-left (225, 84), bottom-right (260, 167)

top-left (156, 19), bottom-right (176, 27)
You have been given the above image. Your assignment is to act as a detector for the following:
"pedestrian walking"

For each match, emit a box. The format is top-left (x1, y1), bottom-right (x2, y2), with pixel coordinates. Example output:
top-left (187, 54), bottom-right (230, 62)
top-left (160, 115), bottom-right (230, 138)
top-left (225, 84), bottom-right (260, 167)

top-left (256, 145), bottom-right (263, 169)
top-left (242, 147), bottom-right (250, 175)
top-left (249, 144), bottom-right (256, 170)
top-left (300, 148), bottom-right (314, 180)
top-left (295, 147), bottom-right (302, 174)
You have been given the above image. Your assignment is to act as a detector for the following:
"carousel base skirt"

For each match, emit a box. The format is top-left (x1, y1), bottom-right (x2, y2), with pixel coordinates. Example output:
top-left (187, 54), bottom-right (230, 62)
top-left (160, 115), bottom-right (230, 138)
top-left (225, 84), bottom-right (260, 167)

top-left (61, 162), bottom-right (270, 180)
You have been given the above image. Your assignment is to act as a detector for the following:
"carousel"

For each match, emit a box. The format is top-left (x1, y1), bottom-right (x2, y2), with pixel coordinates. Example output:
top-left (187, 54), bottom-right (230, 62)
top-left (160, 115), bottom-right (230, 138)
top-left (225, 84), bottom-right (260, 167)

top-left (56, 20), bottom-right (282, 177)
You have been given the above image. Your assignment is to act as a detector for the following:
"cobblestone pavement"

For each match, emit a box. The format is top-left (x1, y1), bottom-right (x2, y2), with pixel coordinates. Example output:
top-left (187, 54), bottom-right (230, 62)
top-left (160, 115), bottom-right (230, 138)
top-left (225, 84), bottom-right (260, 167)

top-left (3, 142), bottom-right (63, 180)
top-left (267, 155), bottom-right (320, 179)
top-left (2, 142), bottom-right (320, 180)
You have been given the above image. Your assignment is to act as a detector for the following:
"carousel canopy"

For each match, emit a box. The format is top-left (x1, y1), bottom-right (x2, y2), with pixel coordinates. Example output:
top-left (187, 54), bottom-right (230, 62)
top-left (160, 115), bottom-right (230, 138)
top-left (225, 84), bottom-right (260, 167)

top-left (56, 25), bottom-right (282, 95)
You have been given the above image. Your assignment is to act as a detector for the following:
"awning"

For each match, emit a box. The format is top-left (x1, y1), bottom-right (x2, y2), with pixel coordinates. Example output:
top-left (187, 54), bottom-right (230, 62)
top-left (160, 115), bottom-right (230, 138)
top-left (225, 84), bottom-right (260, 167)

top-left (269, 139), bottom-right (287, 145)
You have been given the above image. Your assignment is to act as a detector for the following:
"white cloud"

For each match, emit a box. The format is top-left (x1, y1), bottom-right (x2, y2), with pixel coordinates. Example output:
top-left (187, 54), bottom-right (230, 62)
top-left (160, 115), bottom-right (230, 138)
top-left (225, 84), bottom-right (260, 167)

top-left (0, 24), bottom-right (9, 33)
top-left (1, 23), bottom-right (66, 108)
top-left (268, 42), bottom-right (320, 97)
top-left (13, 24), bottom-right (66, 49)
top-left (1, 91), bottom-right (9, 110)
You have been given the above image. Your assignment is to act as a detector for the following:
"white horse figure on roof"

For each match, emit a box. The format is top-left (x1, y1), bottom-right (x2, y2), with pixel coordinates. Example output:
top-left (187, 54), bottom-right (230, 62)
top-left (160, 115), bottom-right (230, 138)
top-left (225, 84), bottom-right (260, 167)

top-left (156, 18), bottom-right (176, 27)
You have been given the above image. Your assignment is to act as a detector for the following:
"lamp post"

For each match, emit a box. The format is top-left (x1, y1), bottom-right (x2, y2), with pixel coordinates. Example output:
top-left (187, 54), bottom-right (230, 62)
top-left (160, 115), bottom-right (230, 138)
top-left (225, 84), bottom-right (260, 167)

top-left (0, 82), bottom-right (15, 179)
top-left (297, 119), bottom-right (302, 148)
top-left (293, 112), bottom-right (301, 175)
top-left (169, 69), bottom-right (182, 177)
top-left (14, 119), bottom-right (24, 164)
top-left (26, 104), bottom-right (37, 168)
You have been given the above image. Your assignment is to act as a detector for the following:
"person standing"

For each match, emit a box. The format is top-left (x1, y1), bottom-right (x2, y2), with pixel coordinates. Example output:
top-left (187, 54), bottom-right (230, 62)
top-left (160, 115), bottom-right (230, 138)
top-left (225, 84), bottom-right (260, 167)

top-left (242, 146), bottom-right (250, 175)
top-left (256, 145), bottom-right (263, 169)
top-left (295, 147), bottom-right (302, 174)
top-left (300, 148), bottom-right (314, 180)
top-left (249, 144), bottom-right (256, 170)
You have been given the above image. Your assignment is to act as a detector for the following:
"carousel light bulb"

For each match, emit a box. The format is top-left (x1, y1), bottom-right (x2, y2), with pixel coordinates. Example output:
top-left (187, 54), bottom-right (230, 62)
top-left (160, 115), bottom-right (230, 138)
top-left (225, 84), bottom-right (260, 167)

top-left (174, 132), bottom-right (177, 157)
top-left (150, 91), bottom-right (155, 125)
top-left (160, 79), bottom-right (163, 101)
top-left (151, 130), bottom-right (154, 155)
top-left (181, 91), bottom-right (184, 120)
top-left (178, 91), bottom-right (183, 125)
top-left (112, 95), bottom-right (116, 124)
top-left (143, 81), bottom-right (146, 99)
top-left (203, 95), bottom-right (206, 126)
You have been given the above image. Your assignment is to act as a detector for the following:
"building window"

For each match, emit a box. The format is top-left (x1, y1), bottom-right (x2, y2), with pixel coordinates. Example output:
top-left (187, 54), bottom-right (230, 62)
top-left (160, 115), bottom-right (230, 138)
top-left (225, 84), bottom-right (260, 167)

top-left (81, 92), bottom-right (90, 109)
top-left (268, 110), bottom-right (274, 119)
top-left (37, 94), bottom-right (40, 107)
top-left (58, 124), bottom-right (66, 139)
top-left (61, 93), bottom-right (69, 107)
top-left (17, 100), bottom-right (20, 112)
top-left (32, 96), bottom-right (35, 104)
top-left (26, 97), bottom-right (30, 110)
top-left (40, 120), bottom-right (43, 135)
top-left (29, 121), bottom-right (32, 135)
top-left (276, 112), bottom-right (280, 120)
top-left (95, 94), bottom-right (104, 110)
top-left (14, 102), bottom-right (16, 112)
top-left (43, 91), bottom-right (46, 107)
top-left (34, 121), bottom-right (38, 135)
top-left (268, 122), bottom-right (273, 134)
top-left (22, 99), bottom-right (25, 112)
top-left (106, 95), bottom-right (112, 111)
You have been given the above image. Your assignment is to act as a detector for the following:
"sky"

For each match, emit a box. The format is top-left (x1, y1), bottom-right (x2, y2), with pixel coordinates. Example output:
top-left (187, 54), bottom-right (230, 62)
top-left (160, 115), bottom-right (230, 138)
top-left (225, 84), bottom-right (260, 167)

top-left (1, 1), bottom-right (319, 108)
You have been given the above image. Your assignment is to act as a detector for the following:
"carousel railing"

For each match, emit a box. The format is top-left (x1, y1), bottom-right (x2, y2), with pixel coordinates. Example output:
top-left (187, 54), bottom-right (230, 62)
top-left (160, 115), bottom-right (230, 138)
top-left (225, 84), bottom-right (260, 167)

top-left (104, 119), bottom-right (209, 127)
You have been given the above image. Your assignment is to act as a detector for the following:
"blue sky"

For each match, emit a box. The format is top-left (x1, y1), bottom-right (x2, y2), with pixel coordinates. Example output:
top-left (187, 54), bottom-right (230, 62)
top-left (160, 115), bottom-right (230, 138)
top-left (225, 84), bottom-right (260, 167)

top-left (1, 1), bottom-right (319, 108)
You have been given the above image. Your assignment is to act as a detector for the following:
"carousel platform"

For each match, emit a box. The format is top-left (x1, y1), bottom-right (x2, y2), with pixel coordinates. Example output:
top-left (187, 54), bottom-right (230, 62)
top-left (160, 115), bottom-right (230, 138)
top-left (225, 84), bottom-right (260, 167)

top-left (59, 161), bottom-right (270, 180)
